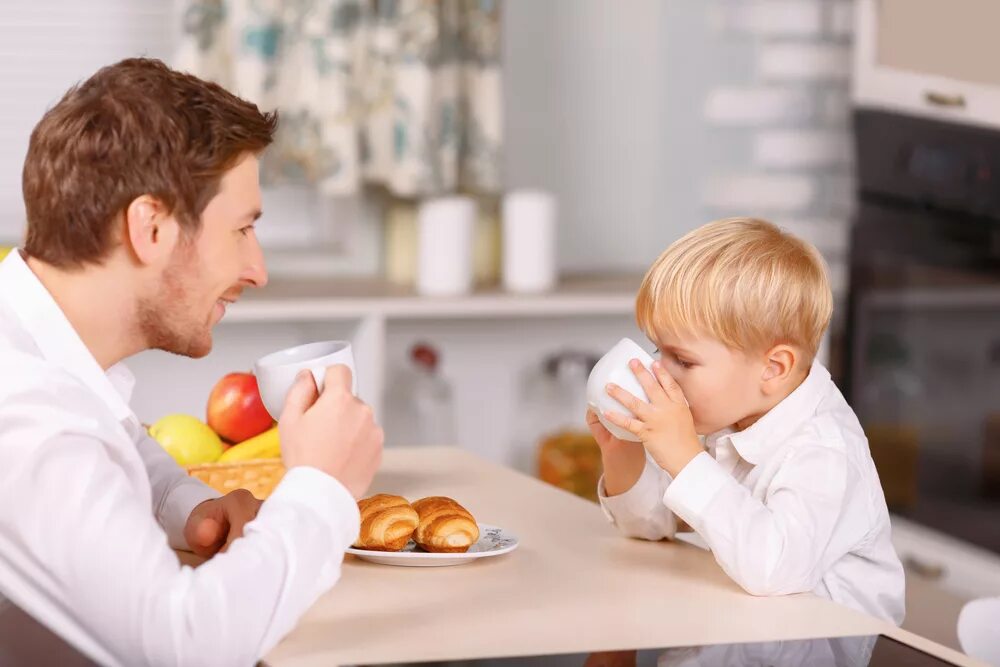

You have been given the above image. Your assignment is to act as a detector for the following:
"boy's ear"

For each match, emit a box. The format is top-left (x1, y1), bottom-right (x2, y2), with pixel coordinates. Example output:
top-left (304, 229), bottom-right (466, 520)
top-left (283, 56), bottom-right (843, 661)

top-left (761, 344), bottom-right (798, 393)
top-left (123, 194), bottom-right (180, 266)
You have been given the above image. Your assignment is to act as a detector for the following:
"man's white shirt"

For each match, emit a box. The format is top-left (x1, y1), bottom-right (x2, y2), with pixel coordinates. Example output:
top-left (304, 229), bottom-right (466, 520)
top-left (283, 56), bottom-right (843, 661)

top-left (0, 249), bottom-right (361, 666)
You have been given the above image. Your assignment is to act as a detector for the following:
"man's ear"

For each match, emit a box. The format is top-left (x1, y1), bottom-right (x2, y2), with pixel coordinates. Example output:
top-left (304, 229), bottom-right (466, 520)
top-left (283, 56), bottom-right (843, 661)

top-left (123, 195), bottom-right (179, 266)
top-left (761, 344), bottom-right (798, 395)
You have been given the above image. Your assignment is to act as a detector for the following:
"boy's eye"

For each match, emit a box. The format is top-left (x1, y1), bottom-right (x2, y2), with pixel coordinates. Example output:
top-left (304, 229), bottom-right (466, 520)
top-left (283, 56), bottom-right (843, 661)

top-left (238, 225), bottom-right (254, 237)
top-left (674, 355), bottom-right (694, 369)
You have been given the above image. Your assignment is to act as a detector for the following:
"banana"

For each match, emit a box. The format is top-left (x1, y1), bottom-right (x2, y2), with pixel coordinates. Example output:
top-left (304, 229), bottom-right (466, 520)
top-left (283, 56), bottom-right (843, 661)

top-left (218, 426), bottom-right (280, 462)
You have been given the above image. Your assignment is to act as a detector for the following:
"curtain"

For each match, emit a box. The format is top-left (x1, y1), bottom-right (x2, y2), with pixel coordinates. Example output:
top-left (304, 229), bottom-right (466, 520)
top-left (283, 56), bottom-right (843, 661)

top-left (176, 0), bottom-right (503, 197)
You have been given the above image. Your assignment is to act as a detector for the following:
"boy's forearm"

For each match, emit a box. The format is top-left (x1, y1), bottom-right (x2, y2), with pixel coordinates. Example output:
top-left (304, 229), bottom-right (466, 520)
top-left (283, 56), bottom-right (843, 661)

top-left (601, 442), bottom-right (647, 496)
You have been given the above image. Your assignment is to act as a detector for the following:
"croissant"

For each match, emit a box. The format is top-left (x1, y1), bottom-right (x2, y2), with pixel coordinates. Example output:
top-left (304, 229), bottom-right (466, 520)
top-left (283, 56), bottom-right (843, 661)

top-left (411, 496), bottom-right (480, 553)
top-left (353, 494), bottom-right (419, 551)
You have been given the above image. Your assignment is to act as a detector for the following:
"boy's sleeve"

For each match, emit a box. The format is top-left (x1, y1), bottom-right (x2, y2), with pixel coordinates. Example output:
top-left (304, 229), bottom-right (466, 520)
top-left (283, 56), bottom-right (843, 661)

top-left (662, 446), bottom-right (850, 597)
top-left (597, 454), bottom-right (677, 541)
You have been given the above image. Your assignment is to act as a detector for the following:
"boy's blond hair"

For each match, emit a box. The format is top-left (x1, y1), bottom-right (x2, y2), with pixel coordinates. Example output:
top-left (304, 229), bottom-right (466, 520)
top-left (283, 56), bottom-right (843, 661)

top-left (636, 217), bottom-right (833, 362)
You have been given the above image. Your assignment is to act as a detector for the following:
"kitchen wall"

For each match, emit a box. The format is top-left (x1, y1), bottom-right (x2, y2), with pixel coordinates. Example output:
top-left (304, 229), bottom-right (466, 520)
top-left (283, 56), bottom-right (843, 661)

top-left (2, 0), bottom-right (857, 273)
top-left (505, 0), bottom-right (854, 289)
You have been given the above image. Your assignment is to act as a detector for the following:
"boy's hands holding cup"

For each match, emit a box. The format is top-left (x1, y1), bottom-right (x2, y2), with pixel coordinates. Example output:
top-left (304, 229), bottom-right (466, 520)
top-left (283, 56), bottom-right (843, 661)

top-left (602, 359), bottom-right (704, 478)
top-left (586, 408), bottom-right (646, 497)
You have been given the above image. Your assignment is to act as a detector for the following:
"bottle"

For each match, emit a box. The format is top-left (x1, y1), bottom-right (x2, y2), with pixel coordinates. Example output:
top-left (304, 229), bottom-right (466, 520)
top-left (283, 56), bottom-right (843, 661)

top-left (384, 198), bottom-right (417, 287)
top-left (384, 342), bottom-right (456, 447)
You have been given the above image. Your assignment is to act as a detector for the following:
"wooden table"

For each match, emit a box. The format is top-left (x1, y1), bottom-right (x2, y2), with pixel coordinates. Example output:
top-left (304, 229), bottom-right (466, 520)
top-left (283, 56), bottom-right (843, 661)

top-left (263, 447), bottom-right (982, 667)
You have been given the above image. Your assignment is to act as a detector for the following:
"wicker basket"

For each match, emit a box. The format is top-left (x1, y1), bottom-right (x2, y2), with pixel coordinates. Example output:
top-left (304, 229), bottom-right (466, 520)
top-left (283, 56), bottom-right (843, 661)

top-left (186, 459), bottom-right (286, 499)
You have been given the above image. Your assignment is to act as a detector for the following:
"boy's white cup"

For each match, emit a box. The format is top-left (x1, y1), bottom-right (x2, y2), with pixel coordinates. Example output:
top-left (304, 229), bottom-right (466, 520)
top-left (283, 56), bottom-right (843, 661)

top-left (586, 338), bottom-right (656, 442)
top-left (253, 340), bottom-right (357, 420)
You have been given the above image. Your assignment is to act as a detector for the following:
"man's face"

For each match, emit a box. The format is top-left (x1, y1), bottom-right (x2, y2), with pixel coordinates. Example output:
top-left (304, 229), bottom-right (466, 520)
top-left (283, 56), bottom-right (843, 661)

top-left (139, 154), bottom-right (267, 358)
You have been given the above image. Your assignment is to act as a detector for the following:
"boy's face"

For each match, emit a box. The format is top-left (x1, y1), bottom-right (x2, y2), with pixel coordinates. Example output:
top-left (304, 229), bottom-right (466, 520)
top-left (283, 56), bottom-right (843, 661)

top-left (650, 329), bottom-right (767, 435)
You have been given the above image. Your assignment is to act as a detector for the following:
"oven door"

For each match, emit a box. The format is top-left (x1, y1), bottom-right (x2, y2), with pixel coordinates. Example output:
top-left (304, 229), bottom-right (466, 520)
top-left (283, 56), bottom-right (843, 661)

top-left (844, 199), bottom-right (1000, 553)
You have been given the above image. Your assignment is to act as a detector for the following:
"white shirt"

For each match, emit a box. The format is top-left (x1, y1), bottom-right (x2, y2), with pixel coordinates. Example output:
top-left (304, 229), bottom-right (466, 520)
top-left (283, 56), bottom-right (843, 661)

top-left (0, 250), bottom-right (361, 666)
top-left (599, 361), bottom-right (906, 625)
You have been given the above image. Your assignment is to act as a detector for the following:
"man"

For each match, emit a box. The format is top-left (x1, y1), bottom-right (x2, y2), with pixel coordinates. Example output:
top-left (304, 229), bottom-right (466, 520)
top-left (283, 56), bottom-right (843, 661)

top-left (0, 58), bottom-right (383, 665)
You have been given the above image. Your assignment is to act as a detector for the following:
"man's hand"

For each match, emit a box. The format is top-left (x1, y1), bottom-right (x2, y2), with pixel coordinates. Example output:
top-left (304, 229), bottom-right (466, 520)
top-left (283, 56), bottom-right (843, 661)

top-left (183, 489), bottom-right (263, 557)
top-left (602, 359), bottom-right (704, 477)
top-left (278, 365), bottom-right (383, 500)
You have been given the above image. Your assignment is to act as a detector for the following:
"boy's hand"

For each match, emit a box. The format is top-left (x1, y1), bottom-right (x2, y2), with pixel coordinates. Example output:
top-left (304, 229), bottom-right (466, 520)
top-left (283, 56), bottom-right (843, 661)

top-left (586, 408), bottom-right (646, 496)
top-left (602, 359), bottom-right (704, 477)
top-left (586, 408), bottom-right (631, 451)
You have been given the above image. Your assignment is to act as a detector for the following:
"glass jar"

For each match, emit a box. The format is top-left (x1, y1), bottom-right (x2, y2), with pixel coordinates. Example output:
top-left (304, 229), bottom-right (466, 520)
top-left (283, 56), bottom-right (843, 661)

top-left (513, 351), bottom-right (603, 501)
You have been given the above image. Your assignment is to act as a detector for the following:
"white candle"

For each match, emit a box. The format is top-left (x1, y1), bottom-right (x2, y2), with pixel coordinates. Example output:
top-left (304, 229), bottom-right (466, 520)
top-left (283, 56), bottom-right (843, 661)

top-left (416, 196), bottom-right (477, 296)
top-left (502, 190), bottom-right (557, 293)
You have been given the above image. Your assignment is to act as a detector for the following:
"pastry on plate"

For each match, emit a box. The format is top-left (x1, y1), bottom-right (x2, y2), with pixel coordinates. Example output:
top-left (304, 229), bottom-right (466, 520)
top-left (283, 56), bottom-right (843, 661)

top-left (411, 496), bottom-right (480, 553)
top-left (354, 494), bottom-right (419, 552)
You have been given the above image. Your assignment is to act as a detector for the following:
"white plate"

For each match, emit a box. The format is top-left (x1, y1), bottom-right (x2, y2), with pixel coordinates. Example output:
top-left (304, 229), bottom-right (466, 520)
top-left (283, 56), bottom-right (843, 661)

top-left (346, 524), bottom-right (518, 567)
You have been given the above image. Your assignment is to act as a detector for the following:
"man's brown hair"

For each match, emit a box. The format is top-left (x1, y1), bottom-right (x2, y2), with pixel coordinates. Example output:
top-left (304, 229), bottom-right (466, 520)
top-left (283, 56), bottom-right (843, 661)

top-left (22, 58), bottom-right (277, 268)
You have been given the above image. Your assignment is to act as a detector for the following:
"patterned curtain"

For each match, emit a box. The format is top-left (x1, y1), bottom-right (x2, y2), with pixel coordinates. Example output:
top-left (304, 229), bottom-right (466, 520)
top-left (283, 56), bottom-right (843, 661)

top-left (175, 0), bottom-right (503, 197)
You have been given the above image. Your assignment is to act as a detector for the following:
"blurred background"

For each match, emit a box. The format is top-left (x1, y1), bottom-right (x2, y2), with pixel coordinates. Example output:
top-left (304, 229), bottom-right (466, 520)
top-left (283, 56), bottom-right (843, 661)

top-left (1, 0), bottom-right (998, 652)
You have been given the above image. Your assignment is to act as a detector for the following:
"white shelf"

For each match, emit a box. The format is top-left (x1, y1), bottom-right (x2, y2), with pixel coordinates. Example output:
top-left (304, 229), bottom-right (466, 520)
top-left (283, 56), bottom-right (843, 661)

top-left (224, 273), bottom-right (641, 323)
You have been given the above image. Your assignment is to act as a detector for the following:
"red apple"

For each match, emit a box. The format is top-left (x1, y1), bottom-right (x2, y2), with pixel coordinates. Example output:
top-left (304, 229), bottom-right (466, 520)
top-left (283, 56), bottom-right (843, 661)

top-left (206, 372), bottom-right (274, 443)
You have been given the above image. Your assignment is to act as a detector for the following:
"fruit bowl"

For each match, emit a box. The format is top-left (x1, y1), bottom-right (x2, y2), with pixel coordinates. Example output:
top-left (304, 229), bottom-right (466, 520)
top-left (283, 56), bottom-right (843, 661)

top-left (186, 458), bottom-right (286, 499)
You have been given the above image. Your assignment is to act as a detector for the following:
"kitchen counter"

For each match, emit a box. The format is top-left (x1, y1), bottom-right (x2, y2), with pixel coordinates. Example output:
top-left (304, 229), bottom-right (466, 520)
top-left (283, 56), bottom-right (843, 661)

top-left (262, 446), bottom-right (982, 667)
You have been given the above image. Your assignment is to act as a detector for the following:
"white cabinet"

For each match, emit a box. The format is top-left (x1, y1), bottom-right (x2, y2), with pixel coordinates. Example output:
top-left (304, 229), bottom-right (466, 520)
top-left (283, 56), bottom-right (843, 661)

top-left (854, 0), bottom-right (1000, 129)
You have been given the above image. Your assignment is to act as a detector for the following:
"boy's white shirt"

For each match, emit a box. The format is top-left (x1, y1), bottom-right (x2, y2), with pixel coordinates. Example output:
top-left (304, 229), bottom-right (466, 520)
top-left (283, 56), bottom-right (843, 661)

top-left (598, 361), bottom-right (906, 625)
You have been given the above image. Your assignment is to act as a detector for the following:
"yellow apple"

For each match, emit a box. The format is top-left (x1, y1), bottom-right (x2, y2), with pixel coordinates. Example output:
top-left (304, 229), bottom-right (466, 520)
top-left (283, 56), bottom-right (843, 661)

top-left (0, 246), bottom-right (11, 262)
top-left (148, 414), bottom-right (224, 466)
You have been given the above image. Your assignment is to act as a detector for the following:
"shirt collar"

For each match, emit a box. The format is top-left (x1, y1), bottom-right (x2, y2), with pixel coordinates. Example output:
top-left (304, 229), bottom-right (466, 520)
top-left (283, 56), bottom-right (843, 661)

top-left (0, 250), bottom-right (135, 422)
top-left (713, 360), bottom-right (832, 466)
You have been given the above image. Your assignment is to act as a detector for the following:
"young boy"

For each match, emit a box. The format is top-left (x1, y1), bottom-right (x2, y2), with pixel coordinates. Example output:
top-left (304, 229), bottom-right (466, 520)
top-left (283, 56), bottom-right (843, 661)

top-left (590, 217), bottom-right (905, 624)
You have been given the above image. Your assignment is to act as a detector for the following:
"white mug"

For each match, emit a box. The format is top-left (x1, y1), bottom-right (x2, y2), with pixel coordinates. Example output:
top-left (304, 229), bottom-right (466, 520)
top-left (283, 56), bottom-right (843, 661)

top-left (253, 340), bottom-right (357, 420)
top-left (586, 338), bottom-right (656, 442)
